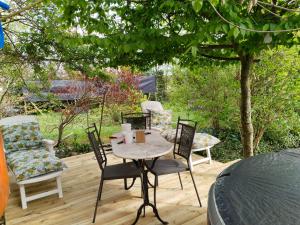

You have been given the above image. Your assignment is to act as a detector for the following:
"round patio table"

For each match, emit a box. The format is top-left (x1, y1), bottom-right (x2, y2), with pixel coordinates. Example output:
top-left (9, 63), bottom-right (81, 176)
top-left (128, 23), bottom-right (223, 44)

top-left (207, 149), bottom-right (300, 225)
top-left (112, 131), bottom-right (173, 225)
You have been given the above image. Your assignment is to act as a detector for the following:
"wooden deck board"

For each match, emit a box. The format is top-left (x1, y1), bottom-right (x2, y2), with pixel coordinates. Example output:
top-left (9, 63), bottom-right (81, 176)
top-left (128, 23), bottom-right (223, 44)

top-left (6, 152), bottom-right (237, 225)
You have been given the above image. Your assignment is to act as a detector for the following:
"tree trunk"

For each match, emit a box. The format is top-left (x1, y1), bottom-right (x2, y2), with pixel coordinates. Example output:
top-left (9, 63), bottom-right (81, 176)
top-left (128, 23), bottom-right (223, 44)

top-left (56, 123), bottom-right (65, 147)
top-left (240, 54), bottom-right (254, 158)
top-left (253, 127), bottom-right (265, 153)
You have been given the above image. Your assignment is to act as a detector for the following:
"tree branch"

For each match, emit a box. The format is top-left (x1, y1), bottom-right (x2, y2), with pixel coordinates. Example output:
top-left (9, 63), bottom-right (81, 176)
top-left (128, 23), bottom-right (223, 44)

top-left (200, 53), bottom-right (240, 61)
top-left (199, 53), bottom-right (260, 62)
top-left (208, 0), bottom-right (300, 33)
top-left (198, 44), bottom-right (234, 49)
top-left (1, 0), bottom-right (43, 22)
top-left (258, 1), bottom-right (300, 12)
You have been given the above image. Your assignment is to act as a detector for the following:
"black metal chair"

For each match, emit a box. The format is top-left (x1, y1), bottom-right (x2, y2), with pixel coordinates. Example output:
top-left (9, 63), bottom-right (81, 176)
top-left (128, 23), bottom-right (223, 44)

top-left (121, 112), bottom-right (151, 130)
top-left (87, 129), bottom-right (142, 223)
top-left (121, 112), bottom-right (151, 189)
top-left (146, 117), bottom-right (202, 208)
top-left (87, 123), bottom-right (112, 152)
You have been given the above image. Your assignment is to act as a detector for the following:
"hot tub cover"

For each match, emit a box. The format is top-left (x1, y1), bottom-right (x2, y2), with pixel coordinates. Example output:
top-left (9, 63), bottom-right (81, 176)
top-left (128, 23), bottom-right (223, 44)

top-left (209, 149), bottom-right (300, 225)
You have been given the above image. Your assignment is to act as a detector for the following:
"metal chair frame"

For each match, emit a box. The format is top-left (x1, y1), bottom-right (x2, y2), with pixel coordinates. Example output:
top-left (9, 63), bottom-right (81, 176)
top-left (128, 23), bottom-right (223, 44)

top-left (87, 129), bottom-right (142, 223)
top-left (86, 123), bottom-right (112, 152)
top-left (121, 112), bottom-right (151, 130)
top-left (149, 117), bottom-right (202, 208)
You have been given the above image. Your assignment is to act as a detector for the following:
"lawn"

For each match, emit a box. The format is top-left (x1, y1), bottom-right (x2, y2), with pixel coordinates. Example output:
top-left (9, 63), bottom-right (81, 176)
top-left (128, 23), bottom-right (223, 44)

top-left (37, 109), bottom-right (120, 145)
top-left (37, 104), bottom-right (206, 146)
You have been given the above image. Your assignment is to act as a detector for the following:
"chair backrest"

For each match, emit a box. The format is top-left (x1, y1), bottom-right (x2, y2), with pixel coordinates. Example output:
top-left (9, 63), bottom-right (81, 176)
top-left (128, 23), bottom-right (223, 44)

top-left (141, 101), bottom-right (164, 113)
top-left (87, 129), bottom-right (107, 171)
top-left (0, 115), bottom-right (43, 154)
top-left (87, 123), bottom-right (101, 142)
top-left (0, 115), bottom-right (37, 126)
top-left (121, 112), bottom-right (151, 130)
top-left (173, 117), bottom-right (197, 161)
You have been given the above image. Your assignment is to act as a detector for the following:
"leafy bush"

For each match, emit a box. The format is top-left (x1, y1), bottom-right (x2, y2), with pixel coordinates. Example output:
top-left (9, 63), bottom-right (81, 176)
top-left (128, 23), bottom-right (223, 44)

top-left (251, 47), bottom-right (300, 149)
top-left (168, 65), bottom-right (240, 130)
top-left (197, 128), bottom-right (242, 163)
top-left (105, 68), bottom-right (146, 123)
top-left (167, 47), bottom-right (300, 162)
top-left (55, 135), bottom-right (92, 158)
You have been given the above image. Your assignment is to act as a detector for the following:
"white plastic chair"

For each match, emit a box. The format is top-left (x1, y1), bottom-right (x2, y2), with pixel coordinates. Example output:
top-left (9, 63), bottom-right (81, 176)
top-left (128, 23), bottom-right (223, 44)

top-left (141, 101), bottom-right (165, 114)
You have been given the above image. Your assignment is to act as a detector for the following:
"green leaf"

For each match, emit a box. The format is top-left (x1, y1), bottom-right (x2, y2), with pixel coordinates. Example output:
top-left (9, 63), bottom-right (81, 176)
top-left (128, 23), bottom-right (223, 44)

top-left (240, 24), bottom-right (247, 37)
top-left (210, 0), bottom-right (219, 6)
top-left (192, 0), bottom-right (203, 13)
top-left (191, 46), bottom-right (198, 57)
top-left (233, 27), bottom-right (239, 38)
top-left (123, 44), bottom-right (131, 53)
top-left (263, 24), bottom-right (269, 31)
top-left (222, 24), bottom-right (229, 33)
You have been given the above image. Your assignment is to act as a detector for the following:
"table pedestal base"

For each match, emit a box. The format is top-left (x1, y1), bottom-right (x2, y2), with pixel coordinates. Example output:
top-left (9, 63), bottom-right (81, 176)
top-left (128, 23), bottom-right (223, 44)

top-left (132, 202), bottom-right (168, 225)
top-left (131, 160), bottom-right (168, 225)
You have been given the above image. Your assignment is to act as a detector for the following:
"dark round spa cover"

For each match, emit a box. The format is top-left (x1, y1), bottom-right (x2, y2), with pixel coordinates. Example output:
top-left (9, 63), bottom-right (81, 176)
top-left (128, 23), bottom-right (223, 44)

top-left (208, 149), bottom-right (300, 225)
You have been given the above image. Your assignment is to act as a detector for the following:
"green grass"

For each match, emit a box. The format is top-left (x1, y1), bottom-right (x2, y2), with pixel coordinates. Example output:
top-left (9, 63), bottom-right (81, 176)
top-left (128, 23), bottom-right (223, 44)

top-left (37, 110), bottom-right (120, 145)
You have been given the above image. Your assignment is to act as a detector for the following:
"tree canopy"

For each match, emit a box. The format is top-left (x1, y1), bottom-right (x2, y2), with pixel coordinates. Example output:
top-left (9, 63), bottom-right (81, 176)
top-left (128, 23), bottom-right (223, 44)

top-left (54, 0), bottom-right (300, 157)
top-left (55, 0), bottom-right (300, 64)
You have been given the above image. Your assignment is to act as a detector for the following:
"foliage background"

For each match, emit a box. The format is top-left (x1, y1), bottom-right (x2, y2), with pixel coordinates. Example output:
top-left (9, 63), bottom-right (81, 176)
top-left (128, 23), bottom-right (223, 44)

top-left (165, 46), bottom-right (300, 162)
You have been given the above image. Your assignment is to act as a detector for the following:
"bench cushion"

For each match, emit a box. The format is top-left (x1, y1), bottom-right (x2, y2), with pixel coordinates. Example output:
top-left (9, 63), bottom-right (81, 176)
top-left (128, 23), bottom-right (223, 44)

top-left (6, 149), bottom-right (64, 182)
top-left (151, 110), bottom-right (172, 131)
top-left (161, 129), bottom-right (220, 149)
top-left (0, 122), bottom-right (43, 154)
top-left (192, 133), bottom-right (221, 149)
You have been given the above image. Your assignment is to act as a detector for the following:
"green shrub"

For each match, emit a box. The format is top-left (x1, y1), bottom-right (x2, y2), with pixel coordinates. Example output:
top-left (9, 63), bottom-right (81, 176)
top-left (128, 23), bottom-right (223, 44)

top-left (198, 128), bottom-right (243, 163)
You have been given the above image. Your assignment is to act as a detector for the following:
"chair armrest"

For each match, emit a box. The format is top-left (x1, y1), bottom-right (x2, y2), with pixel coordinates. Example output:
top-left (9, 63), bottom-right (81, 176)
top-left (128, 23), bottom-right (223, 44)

top-left (42, 139), bottom-right (56, 154)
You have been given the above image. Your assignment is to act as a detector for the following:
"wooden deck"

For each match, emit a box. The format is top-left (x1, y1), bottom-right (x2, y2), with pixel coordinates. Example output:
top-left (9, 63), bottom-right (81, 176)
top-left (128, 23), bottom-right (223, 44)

top-left (6, 152), bottom-right (238, 225)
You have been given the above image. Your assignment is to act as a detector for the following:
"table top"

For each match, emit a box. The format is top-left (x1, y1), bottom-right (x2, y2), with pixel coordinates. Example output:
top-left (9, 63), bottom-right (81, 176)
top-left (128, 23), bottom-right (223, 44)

top-left (112, 130), bottom-right (173, 160)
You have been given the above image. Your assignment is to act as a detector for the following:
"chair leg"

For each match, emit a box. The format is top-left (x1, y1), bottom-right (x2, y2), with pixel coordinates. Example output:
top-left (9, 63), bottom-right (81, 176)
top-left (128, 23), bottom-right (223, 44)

top-left (207, 148), bottom-right (212, 164)
top-left (189, 170), bottom-right (202, 207)
top-left (19, 184), bottom-right (27, 209)
top-left (123, 159), bottom-right (128, 189)
top-left (93, 178), bottom-right (104, 223)
top-left (142, 176), bottom-right (146, 217)
top-left (139, 176), bottom-right (145, 199)
top-left (189, 154), bottom-right (194, 172)
top-left (56, 176), bottom-right (63, 198)
top-left (154, 176), bottom-right (158, 207)
top-left (178, 172), bottom-right (183, 190)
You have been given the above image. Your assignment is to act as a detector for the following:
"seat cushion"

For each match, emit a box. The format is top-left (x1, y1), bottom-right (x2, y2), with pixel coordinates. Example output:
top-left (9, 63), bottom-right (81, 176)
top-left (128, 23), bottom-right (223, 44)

top-left (146, 159), bottom-right (188, 176)
top-left (0, 122), bottom-right (43, 154)
top-left (6, 149), bottom-right (64, 182)
top-left (161, 129), bottom-right (220, 149)
top-left (160, 128), bottom-right (179, 143)
top-left (141, 101), bottom-right (164, 113)
top-left (103, 162), bottom-right (141, 180)
top-left (151, 110), bottom-right (172, 131)
top-left (192, 133), bottom-right (221, 149)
